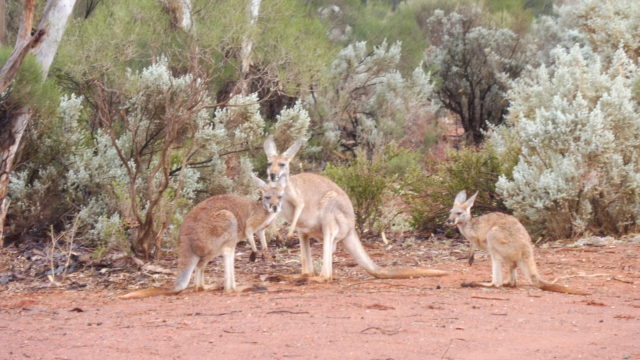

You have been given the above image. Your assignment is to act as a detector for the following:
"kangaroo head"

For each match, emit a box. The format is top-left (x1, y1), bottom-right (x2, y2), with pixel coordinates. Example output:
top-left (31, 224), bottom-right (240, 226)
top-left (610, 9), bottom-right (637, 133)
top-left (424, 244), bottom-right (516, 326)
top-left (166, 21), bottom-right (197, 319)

top-left (263, 136), bottom-right (303, 182)
top-left (251, 174), bottom-right (287, 213)
top-left (446, 190), bottom-right (478, 226)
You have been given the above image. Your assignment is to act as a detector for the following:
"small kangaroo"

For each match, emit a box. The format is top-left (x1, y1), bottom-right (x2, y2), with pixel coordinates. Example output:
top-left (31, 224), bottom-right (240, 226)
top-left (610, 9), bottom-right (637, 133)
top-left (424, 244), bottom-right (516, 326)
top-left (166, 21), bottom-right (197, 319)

top-left (264, 137), bottom-right (448, 281)
top-left (120, 175), bottom-right (286, 299)
top-left (447, 190), bottom-right (588, 295)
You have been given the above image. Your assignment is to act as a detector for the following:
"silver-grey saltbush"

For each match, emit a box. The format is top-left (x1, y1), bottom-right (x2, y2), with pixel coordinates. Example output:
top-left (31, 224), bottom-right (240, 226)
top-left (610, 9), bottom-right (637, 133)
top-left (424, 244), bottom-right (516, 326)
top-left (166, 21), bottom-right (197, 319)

top-left (490, 46), bottom-right (640, 238)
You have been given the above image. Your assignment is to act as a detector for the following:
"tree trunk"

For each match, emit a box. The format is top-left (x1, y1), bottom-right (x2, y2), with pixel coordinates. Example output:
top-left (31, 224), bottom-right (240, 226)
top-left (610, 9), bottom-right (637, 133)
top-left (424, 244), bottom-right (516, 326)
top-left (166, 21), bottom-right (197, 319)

top-left (236, 0), bottom-right (261, 96)
top-left (165, 0), bottom-right (194, 33)
top-left (0, 0), bottom-right (6, 45)
top-left (0, 0), bottom-right (77, 244)
top-left (176, 0), bottom-right (193, 33)
top-left (0, 0), bottom-right (38, 94)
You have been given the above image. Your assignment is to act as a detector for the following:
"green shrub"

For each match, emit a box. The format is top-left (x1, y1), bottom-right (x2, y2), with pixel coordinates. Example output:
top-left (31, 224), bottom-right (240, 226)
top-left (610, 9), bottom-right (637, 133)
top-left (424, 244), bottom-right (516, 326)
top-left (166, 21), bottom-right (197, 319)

top-left (406, 147), bottom-right (506, 233)
top-left (323, 145), bottom-right (420, 235)
top-left (0, 46), bottom-right (59, 116)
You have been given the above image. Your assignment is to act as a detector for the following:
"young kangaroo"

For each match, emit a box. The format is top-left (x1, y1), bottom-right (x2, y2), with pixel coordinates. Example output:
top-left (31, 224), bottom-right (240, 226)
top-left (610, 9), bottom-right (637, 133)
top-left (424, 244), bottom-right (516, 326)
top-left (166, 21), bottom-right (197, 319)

top-left (264, 137), bottom-right (448, 281)
top-left (447, 190), bottom-right (588, 295)
top-left (120, 175), bottom-right (286, 299)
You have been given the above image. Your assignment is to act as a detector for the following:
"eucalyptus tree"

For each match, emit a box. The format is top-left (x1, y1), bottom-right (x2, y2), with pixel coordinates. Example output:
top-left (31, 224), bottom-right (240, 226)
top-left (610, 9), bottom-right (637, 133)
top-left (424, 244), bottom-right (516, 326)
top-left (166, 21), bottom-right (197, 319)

top-left (0, 0), bottom-right (77, 243)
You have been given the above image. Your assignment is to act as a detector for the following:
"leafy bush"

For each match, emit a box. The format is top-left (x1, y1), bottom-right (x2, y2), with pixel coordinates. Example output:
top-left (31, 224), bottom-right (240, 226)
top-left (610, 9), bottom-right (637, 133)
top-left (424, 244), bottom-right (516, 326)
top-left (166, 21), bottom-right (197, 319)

top-left (0, 46), bottom-right (59, 117)
top-left (323, 145), bottom-right (420, 235)
top-left (315, 40), bottom-right (437, 158)
top-left (9, 57), bottom-right (312, 257)
top-left (423, 7), bottom-right (531, 144)
top-left (406, 147), bottom-right (506, 233)
top-left (489, 46), bottom-right (640, 239)
top-left (554, 0), bottom-right (640, 64)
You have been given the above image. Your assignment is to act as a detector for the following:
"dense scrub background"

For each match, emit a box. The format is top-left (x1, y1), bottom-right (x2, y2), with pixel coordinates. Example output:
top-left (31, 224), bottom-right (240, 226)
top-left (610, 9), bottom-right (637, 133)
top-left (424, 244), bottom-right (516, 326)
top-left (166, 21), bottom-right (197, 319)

top-left (1, 0), bottom-right (638, 258)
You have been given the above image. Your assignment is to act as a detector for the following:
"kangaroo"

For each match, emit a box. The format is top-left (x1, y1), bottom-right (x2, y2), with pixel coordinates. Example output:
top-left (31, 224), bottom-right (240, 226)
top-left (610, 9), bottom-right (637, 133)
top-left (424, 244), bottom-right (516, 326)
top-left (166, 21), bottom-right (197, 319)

top-left (447, 190), bottom-right (589, 295)
top-left (120, 175), bottom-right (286, 299)
top-left (264, 137), bottom-right (448, 281)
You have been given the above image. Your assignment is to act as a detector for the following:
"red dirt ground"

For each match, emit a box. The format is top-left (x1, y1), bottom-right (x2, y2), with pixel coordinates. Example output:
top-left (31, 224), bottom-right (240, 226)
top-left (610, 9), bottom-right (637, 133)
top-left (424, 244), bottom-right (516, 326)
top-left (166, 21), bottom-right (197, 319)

top-left (1, 236), bottom-right (639, 360)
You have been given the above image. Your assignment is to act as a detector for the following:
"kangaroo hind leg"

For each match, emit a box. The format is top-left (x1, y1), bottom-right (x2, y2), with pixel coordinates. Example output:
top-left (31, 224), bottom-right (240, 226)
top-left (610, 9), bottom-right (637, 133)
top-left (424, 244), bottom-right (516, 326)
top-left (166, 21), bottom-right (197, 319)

top-left (317, 221), bottom-right (340, 282)
top-left (221, 246), bottom-right (237, 292)
top-left (505, 261), bottom-right (518, 287)
top-left (299, 234), bottom-right (315, 277)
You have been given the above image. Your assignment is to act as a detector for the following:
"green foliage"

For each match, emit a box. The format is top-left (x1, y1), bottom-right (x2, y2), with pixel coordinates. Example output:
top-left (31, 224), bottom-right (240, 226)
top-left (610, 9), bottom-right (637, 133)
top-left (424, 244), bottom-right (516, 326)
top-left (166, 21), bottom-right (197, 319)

top-left (57, 0), bottom-right (335, 121)
top-left (406, 147), bottom-right (506, 233)
top-left (323, 145), bottom-right (420, 234)
top-left (315, 40), bottom-right (437, 159)
top-left (341, 0), bottom-right (428, 72)
top-left (254, 0), bottom-right (337, 94)
top-left (56, 0), bottom-right (177, 84)
top-left (0, 47), bottom-right (59, 117)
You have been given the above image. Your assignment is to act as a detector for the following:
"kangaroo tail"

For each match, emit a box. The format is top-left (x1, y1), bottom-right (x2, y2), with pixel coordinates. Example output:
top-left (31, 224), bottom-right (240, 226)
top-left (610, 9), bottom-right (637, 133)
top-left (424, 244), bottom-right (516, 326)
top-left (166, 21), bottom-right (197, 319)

top-left (534, 278), bottom-right (590, 296)
top-left (523, 253), bottom-right (589, 295)
top-left (367, 267), bottom-right (449, 279)
top-left (343, 230), bottom-right (448, 279)
top-left (173, 252), bottom-right (199, 292)
top-left (119, 287), bottom-right (177, 299)
top-left (121, 246), bottom-right (200, 300)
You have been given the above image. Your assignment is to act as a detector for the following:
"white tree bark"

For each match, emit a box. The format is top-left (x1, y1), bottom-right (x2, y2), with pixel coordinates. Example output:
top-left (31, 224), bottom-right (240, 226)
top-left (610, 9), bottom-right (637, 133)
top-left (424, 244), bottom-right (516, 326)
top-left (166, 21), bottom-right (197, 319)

top-left (237, 0), bottom-right (261, 95)
top-left (0, 0), bottom-right (78, 243)
top-left (177, 0), bottom-right (193, 33)
top-left (31, 0), bottom-right (76, 74)
top-left (165, 0), bottom-right (193, 33)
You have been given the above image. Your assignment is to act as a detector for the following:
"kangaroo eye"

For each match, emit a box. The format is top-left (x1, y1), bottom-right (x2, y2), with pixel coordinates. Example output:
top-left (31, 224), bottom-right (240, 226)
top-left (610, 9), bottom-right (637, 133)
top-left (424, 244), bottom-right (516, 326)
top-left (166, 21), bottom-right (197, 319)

top-left (278, 195), bottom-right (283, 200)
top-left (264, 196), bottom-right (271, 200)
top-left (267, 162), bottom-right (272, 166)
top-left (279, 163), bottom-right (286, 167)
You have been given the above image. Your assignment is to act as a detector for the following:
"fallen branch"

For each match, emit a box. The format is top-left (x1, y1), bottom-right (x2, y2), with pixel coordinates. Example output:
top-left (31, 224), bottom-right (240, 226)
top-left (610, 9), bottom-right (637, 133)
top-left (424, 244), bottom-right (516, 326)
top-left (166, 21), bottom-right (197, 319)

top-left (471, 295), bottom-right (509, 301)
top-left (612, 275), bottom-right (634, 284)
top-left (266, 310), bottom-right (309, 315)
top-left (360, 326), bottom-right (399, 335)
top-left (188, 310), bottom-right (241, 317)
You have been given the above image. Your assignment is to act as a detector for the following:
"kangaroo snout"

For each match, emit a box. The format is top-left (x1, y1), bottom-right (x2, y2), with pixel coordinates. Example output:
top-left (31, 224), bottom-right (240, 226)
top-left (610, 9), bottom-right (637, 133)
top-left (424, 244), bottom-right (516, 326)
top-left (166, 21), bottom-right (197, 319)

top-left (446, 217), bottom-right (456, 226)
top-left (269, 173), bottom-right (277, 182)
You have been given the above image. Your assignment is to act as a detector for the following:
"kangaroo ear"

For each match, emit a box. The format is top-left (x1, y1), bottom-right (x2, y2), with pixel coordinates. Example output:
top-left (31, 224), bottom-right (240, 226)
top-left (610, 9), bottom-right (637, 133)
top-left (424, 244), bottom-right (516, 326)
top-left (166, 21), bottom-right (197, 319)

top-left (453, 190), bottom-right (467, 204)
top-left (282, 139), bottom-right (303, 160)
top-left (264, 136), bottom-right (278, 158)
top-left (250, 173), bottom-right (267, 188)
top-left (465, 191), bottom-right (479, 208)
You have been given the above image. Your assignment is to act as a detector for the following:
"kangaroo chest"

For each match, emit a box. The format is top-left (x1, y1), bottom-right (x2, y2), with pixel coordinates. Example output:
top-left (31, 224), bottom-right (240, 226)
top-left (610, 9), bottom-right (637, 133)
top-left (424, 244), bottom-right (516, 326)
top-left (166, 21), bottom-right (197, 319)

top-left (458, 225), bottom-right (488, 251)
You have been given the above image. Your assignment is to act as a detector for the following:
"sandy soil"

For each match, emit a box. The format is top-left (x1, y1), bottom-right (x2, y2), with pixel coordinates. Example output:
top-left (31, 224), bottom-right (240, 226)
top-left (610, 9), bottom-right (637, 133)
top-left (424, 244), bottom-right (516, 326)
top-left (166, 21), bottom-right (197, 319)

top-left (1, 237), bottom-right (639, 360)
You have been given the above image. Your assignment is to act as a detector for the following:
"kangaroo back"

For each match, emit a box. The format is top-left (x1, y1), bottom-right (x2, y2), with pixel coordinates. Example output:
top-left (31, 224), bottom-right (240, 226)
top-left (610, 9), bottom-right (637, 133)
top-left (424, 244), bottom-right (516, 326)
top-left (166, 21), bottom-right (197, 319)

top-left (121, 181), bottom-right (285, 299)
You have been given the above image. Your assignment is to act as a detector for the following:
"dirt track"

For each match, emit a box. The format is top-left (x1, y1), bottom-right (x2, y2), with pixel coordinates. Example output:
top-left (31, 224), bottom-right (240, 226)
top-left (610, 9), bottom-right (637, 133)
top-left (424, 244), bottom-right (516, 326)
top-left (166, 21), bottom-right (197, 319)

top-left (1, 238), bottom-right (639, 359)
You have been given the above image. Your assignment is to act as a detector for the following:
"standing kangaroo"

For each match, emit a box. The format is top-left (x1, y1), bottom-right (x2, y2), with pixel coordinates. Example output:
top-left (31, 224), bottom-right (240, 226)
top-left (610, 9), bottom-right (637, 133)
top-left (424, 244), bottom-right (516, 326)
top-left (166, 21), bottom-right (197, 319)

top-left (120, 175), bottom-right (286, 299)
top-left (264, 137), bottom-right (448, 281)
top-left (447, 190), bottom-right (588, 295)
